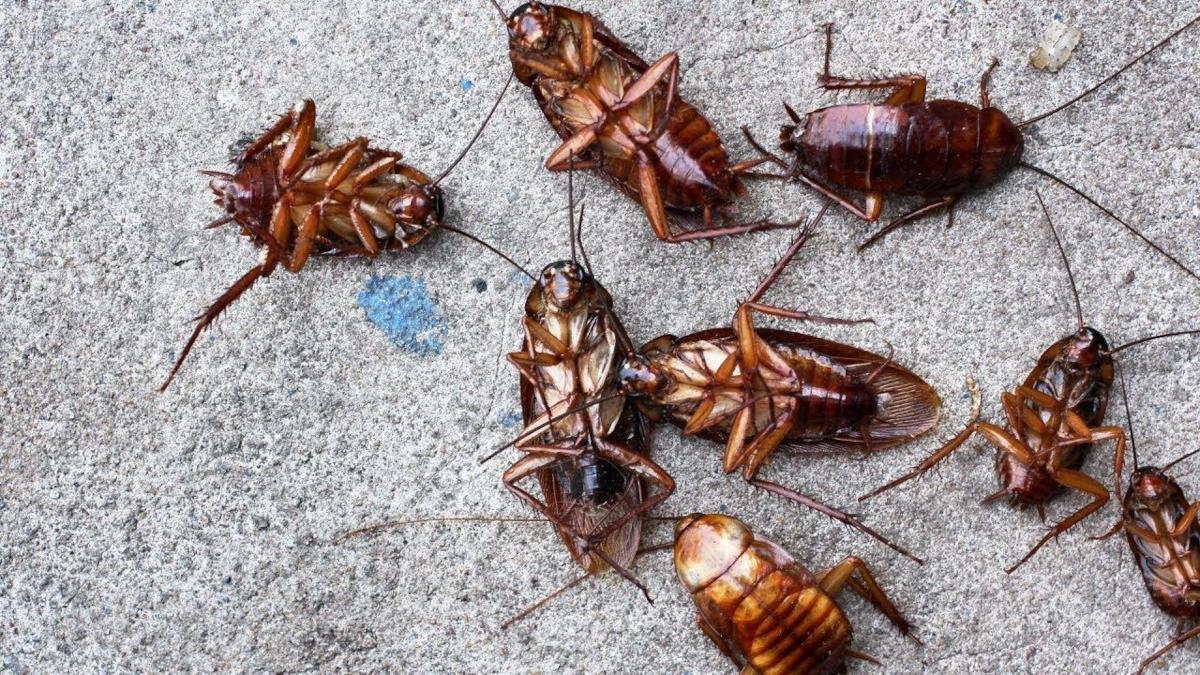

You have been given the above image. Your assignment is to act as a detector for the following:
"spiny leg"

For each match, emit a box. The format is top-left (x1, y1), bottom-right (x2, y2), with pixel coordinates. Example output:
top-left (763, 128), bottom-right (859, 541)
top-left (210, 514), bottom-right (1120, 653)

top-left (277, 100), bottom-right (317, 181)
top-left (159, 261), bottom-right (274, 391)
top-left (979, 58), bottom-right (1001, 109)
top-left (819, 24), bottom-right (927, 104)
top-left (858, 196), bottom-right (957, 251)
top-left (1136, 624), bottom-right (1200, 674)
top-left (1006, 465), bottom-right (1111, 574)
top-left (235, 100), bottom-right (310, 166)
top-left (501, 572), bottom-right (593, 630)
top-left (750, 478), bottom-right (924, 564)
top-left (582, 439), bottom-right (676, 543)
top-left (818, 556), bottom-right (919, 642)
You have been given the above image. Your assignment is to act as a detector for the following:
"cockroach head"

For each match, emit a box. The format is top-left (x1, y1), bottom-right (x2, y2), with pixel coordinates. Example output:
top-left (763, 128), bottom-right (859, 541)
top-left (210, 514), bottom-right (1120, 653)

top-left (389, 184), bottom-right (446, 228)
top-left (1059, 326), bottom-right (1110, 371)
top-left (539, 260), bottom-right (588, 309)
top-left (1129, 467), bottom-right (1183, 509)
top-left (673, 514), bottom-right (752, 592)
top-left (618, 354), bottom-right (666, 398)
top-left (508, 2), bottom-right (552, 50)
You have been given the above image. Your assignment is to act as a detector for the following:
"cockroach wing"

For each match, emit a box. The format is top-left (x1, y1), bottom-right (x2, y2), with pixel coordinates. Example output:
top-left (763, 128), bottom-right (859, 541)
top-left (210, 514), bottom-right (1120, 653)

top-left (538, 452), bottom-right (645, 575)
top-left (683, 328), bottom-right (941, 455)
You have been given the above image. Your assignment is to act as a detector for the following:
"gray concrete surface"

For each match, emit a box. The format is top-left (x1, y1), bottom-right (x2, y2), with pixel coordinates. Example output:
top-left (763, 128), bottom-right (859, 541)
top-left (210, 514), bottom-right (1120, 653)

top-left (3, 1), bottom-right (1200, 672)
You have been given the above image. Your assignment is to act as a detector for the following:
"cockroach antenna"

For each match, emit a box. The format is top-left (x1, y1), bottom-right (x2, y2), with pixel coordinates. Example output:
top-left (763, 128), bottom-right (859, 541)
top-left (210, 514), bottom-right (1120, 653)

top-left (489, 0), bottom-right (507, 23)
top-left (478, 392), bottom-right (626, 464)
top-left (567, 155), bottom-right (578, 265)
top-left (440, 224), bottom-right (534, 281)
top-left (1035, 191), bottom-right (1084, 331)
top-left (1116, 364), bottom-right (1139, 471)
top-left (1107, 329), bottom-right (1200, 356)
top-left (432, 73), bottom-right (514, 187)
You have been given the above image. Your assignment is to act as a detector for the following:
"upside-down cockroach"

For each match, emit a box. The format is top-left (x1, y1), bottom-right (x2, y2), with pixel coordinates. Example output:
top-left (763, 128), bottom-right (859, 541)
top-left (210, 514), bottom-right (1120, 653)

top-left (675, 513), bottom-right (919, 673)
top-left (743, 17), bottom-right (1200, 281)
top-left (497, 169), bottom-right (675, 619)
top-left (1089, 377), bottom-right (1200, 675)
top-left (160, 81), bottom-right (519, 390)
top-left (863, 193), bottom-right (1200, 573)
top-left (616, 209), bottom-right (940, 563)
top-left (495, 1), bottom-right (789, 242)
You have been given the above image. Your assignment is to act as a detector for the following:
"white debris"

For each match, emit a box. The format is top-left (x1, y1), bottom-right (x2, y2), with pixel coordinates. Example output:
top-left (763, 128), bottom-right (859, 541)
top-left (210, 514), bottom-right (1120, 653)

top-left (1030, 19), bottom-right (1082, 72)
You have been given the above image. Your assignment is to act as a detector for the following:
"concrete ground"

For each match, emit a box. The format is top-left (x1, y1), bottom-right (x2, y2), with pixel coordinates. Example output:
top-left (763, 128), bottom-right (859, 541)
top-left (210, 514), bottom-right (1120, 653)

top-left (3, 1), bottom-right (1200, 672)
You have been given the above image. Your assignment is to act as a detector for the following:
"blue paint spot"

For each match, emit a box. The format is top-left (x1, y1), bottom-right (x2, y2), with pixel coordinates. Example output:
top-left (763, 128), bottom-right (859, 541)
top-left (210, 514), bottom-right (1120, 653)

top-left (509, 269), bottom-right (534, 287)
top-left (289, 36), bottom-right (299, 46)
top-left (358, 275), bottom-right (448, 356)
top-left (141, 1), bottom-right (156, 12)
top-left (497, 410), bottom-right (523, 429)
top-left (1053, 11), bottom-right (1063, 21)
top-left (460, 78), bottom-right (475, 91)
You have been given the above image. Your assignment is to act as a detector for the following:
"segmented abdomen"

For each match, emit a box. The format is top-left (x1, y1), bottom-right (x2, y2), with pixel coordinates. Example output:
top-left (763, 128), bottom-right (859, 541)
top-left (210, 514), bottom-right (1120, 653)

top-left (697, 548), bottom-right (850, 674)
top-left (782, 349), bottom-right (877, 439)
top-left (799, 101), bottom-right (1023, 197)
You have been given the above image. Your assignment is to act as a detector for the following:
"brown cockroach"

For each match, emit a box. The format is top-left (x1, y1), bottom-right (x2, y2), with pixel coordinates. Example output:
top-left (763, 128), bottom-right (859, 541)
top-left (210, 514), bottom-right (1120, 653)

top-left (499, 169), bottom-right (675, 613)
top-left (743, 18), bottom-right (1200, 281)
top-left (494, 1), bottom-right (788, 243)
top-left (863, 193), bottom-right (1200, 574)
top-left (1091, 378), bottom-right (1200, 675)
top-left (616, 209), bottom-right (940, 563)
top-left (675, 513), bottom-right (918, 673)
top-left (161, 81), bottom-right (520, 390)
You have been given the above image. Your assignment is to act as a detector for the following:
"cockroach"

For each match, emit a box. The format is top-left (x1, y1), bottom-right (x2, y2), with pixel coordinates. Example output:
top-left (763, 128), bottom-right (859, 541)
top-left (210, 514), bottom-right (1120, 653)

top-left (616, 209), bottom-right (940, 563)
top-left (499, 169), bottom-right (675, 614)
top-left (160, 81), bottom-right (519, 390)
top-left (863, 193), bottom-right (1200, 573)
top-left (675, 513), bottom-right (918, 673)
top-left (494, 1), bottom-right (789, 243)
top-left (743, 17), bottom-right (1200, 281)
top-left (1092, 376), bottom-right (1200, 675)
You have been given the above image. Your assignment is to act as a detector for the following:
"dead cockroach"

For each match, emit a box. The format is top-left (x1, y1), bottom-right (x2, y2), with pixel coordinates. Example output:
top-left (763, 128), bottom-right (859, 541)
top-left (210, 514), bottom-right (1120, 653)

top-left (1090, 376), bottom-right (1200, 675)
top-left (494, 1), bottom-right (787, 242)
top-left (499, 169), bottom-right (675, 616)
top-left (161, 81), bottom-right (519, 390)
top-left (675, 513), bottom-right (919, 673)
top-left (616, 209), bottom-right (940, 563)
top-left (743, 17), bottom-right (1200, 281)
top-left (863, 193), bottom-right (1200, 573)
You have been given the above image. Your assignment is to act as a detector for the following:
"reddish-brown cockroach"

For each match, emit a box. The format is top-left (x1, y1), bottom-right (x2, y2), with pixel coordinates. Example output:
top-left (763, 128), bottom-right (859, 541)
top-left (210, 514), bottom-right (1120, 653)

top-left (495, 1), bottom-right (788, 242)
top-left (863, 193), bottom-right (1200, 573)
top-left (616, 209), bottom-right (940, 563)
top-left (161, 82), bottom-right (520, 390)
top-left (743, 18), bottom-right (1200, 280)
top-left (499, 170), bottom-right (675, 615)
top-left (675, 513), bottom-right (919, 673)
top-left (1084, 376), bottom-right (1200, 674)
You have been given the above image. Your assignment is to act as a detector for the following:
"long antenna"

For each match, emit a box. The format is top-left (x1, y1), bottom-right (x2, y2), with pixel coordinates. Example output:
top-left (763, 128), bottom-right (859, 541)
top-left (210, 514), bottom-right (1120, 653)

top-left (576, 202), bottom-right (593, 277)
top-left (489, 0), bottom-right (508, 23)
top-left (441, 224), bottom-right (535, 281)
top-left (1018, 14), bottom-right (1200, 128)
top-left (1020, 162), bottom-right (1200, 283)
top-left (1108, 329), bottom-right (1200, 355)
top-left (567, 156), bottom-right (578, 265)
top-left (433, 72), bottom-right (515, 186)
top-left (479, 392), bottom-right (626, 464)
top-left (1162, 448), bottom-right (1200, 473)
top-left (1116, 364), bottom-right (1138, 471)
top-left (1034, 191), bottom-right (1084, 330)
top-left (333, 515), bottom-right (547, 543)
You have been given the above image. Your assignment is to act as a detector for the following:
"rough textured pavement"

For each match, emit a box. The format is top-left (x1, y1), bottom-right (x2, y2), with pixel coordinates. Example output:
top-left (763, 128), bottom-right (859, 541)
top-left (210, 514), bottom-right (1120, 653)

top-left (3, 1), bottom-right (1200, 672)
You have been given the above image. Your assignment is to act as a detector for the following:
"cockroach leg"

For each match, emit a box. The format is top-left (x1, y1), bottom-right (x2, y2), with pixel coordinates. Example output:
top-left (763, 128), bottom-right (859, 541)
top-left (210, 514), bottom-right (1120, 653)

top-left (861, 421), bottom-right (981, 501)
top-left (845, 650), bottom-right (883, 666)
top-left (580, 439), bottom-right (676, 543)
top-left (1138, 626), bottom-right (1200, 675)
top-left (158, 262), bottom-right (274, 392)
top-left (348, 202), bottom-right (381, 256)
top-left (501, 573), bottom-right (593, 630)
top-left (277, 100), bottom-right (316, 181)
top-left (818, 24), bottom-right (928, 104)
top-left (285, 202), bottom-right (323, 272)
top-left (236, 102), bottom-right (303, 166)
top-left (612, 52), bottom-right (678, 115)
top-left (857, 196), bottom-right (957, 251)
top-left (740, 126), bottom-right (789, 169)
top-left (750, 478), bottom-right (924, 564)
top-left (817, 556), bottom-right (919, 642)
top-left (979, 58), bottom-right (1001, 109)
top-left (1006, 464), bottom-right (1111, 574)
